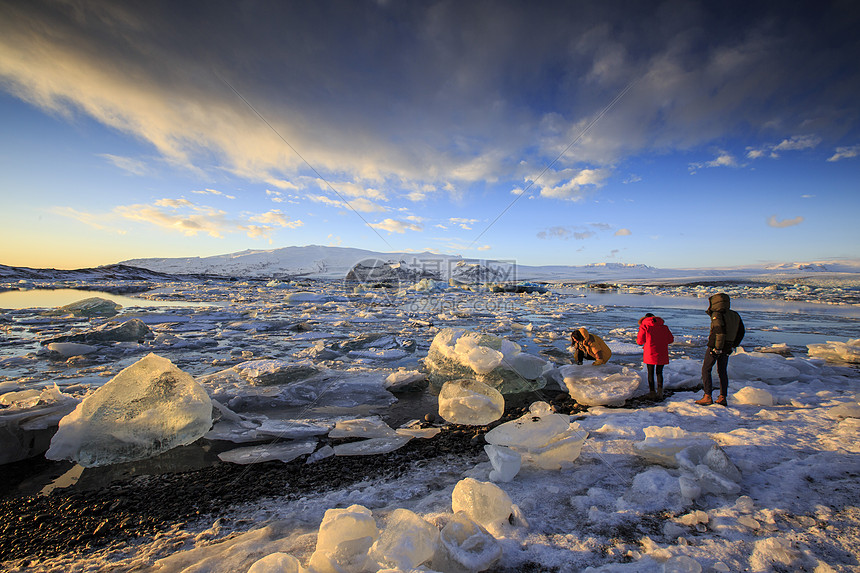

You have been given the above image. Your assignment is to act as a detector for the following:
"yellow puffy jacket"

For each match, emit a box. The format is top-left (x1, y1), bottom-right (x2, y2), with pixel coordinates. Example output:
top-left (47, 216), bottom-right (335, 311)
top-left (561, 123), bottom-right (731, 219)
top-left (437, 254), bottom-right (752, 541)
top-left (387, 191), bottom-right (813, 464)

top-left (571, 327), bottom-right (612, 365)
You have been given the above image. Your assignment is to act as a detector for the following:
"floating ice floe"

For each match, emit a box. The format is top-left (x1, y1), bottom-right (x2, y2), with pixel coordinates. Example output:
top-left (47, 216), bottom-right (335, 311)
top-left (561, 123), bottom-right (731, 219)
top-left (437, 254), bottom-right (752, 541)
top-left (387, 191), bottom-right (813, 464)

top-left (437, 378), bottom-right (505, 425)
top-left (483, 401), bottom-right (587, 479)
top-left (44, 318), bottom-right (152, 344)
top-left (0, 384), bottom-right (79, 463)
top-left (46, 353), bottom-right (213, 467)
top-left (633, 426), bottom-right (716, 467)
top-left (560, 364), bottom-right (641, 406)
top-left (234, 359), bottom-right (322, 386)
top-left (807, 338), bottom-right (860, 364)
top-left (384, 369), bottom-right (427, 392)
top-left (425, 328), bottom-right (549, 394)
top-left (46, 342), bottom-right (99, 358)
top-left (217, 439), bottom-right (317, 464)
top-left (56, 297), bottom-right (121, 317)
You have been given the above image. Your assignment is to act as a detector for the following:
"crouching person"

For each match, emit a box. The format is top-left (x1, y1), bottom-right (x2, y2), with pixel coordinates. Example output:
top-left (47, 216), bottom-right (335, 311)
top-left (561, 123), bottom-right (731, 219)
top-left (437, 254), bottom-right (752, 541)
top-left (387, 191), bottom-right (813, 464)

top-left (570, 327), bottom-right (612, 365)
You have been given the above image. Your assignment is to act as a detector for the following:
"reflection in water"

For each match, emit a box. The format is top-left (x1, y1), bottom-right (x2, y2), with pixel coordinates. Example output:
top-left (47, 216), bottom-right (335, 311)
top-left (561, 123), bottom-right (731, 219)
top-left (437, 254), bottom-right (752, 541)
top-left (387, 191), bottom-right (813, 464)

top-left (0, 289), bottom-right (210, 310)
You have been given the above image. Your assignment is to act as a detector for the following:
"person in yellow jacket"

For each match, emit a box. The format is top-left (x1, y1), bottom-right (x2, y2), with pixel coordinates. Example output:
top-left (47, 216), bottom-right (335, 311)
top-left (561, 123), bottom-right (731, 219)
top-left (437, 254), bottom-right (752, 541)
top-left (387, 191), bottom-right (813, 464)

top-left (570, 327), bottom-right (612, 365)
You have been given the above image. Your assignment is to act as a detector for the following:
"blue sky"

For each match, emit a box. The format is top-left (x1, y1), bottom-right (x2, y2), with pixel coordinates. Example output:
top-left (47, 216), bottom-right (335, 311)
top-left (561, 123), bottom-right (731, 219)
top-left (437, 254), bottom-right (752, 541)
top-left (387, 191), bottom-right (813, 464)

top-left (1, 0), bottom-right (859, 270)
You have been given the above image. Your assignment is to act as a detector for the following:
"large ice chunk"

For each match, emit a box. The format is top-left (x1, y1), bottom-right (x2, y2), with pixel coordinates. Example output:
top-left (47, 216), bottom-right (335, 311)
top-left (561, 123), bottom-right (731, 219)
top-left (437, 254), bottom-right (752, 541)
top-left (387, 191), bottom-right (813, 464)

top-left (45, 318), bottom-right (152, 344)
top-left (451, 477), bottom-right (513, 532)
top-left (432, 512), bottom-right (502, 573)
top-left (333, 435), bottom-right (412, 456)
top-left (309, 504), bottom-right (379, 573)
top-left (57, 297), bottom-right (121, 317)
top-left (46, 353), bottom-right (213, 467)
top-left (425, 328), bottom-right (548, 394)
top-left (806, 338), bottom-right (860, 364)
top-left (633, 426), bottom-right (715, 467)
top-left (369, 508), bottom-right (439, 570)
top-left (560, 364), bottom-right (640, 406)
top-left (483, 401), bottom-right (587, 474)
top-left (728, 349), bottom-right (801, 380)
top-left (438, 379), bottom-right (505, 425)
top-left (675, 444), bottom-right (741, 499)
top-left (731, 386), bottom-right (775, 406)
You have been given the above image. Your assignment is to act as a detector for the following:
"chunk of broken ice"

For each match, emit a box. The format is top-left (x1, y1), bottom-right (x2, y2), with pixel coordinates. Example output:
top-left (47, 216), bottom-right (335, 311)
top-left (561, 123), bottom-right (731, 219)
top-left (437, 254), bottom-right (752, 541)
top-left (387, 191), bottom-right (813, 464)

top-left (806, 338), bottom-right (860, 364)
top-left (731, 386), bottom-right (775, 406)
top-left (218, 439), bottom-right (317, 464)
top-left (46, 342), bottom-right (98, 358)
top-left (484, 444), bottom-right (521, 482)
top-left (309, 504), bottom-right (379, 573)
top-left (437, 379), bottom-right (505, 425)
top-left (234, 359), bottom-right (321, 386)
top-left (369, 508), bottom-right (439, 571)
top-left (384, 370), bottom-right (427, 392)
top-left (46, 353), bottom-right (213, 467)
top-left (247, 552), bottom-right (307, 573)
top-left (433, 512), bottom-right (502, 573)
top-left (57, 297), bottom-right (121, 317)
top-left (425, 328), bottom-right (547, 394)
top-left (633, 426), bottom-right (715, 467)
top-left (329, 416), bottom-right (398, 438)
top-left (483, 401), bottom-right (586, 473)
top-left (451, 477), bottom-right (514, 532)
top-left (333, 435), bottom-right (412, 456)
top-left (560, 364), bottom-right (641, 406)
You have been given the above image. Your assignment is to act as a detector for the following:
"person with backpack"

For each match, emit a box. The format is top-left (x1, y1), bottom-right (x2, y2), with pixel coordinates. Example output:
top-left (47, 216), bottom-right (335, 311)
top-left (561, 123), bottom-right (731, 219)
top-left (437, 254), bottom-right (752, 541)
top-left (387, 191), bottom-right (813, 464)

top-left (695, 293), bottom-right (745, 406)
top-left (636, 313), bottom-right (674, 400)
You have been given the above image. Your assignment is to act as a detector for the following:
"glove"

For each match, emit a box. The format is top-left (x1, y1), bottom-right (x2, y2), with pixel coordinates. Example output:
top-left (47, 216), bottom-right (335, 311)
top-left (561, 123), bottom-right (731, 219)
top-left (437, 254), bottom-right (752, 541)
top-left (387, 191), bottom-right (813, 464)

top-left (711, 348), bottom-right (724, 355)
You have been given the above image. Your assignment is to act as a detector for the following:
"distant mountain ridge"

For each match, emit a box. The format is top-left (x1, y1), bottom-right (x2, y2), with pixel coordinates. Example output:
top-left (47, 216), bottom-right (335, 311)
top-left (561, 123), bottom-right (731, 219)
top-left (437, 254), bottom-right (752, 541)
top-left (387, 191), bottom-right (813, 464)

top-left (117, 245), bottom-right (860, 282)
top-left (3, 247), bottom-right (858, 284)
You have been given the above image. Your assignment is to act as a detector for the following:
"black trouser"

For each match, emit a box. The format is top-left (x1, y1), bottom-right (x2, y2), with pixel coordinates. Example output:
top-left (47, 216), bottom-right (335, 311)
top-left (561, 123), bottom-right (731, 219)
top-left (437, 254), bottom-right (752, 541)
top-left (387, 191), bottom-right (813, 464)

top-left (573, 348), bottom-right (596, 365)
top-left (701, 351), bottom-right (729, 396)
top-left (646, 364), bottom-right (664, 392)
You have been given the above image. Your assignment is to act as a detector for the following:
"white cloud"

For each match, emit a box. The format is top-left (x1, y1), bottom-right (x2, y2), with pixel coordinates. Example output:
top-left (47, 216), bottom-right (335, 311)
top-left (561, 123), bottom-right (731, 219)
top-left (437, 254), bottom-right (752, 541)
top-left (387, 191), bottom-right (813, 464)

top-left (623, 175), bottom-right (641, 184)
top-left (801, 194), bottom-right (815, 199)
top-left (99, 154), bottom-right (148, 176)
top-left (193, 188), bottom-right (236, 200)
top-left (773, 135), bottom-right (821, 151)
top-left (689, 151), bottom-right (739, 172)
top-left (827, 145), bottom-right (860, 162)
top-left (370, 218), bottom-right (424, 233)
top-left (537, 168), bottom-right (610, 200)
top-left (767, 215), bottom-right (804, 228)
top-left (615, 228), bottom-right (631, 236)
top-left (56, 198), bottom-right (301, 239)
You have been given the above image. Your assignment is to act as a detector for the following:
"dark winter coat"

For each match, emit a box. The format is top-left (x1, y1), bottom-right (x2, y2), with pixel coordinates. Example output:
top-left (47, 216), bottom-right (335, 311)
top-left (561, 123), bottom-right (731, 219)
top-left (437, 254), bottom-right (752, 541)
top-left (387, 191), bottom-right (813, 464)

top-left (636, 315), bottom-right (674, 365)
top-left (706, 293), bottom-right (745, 352)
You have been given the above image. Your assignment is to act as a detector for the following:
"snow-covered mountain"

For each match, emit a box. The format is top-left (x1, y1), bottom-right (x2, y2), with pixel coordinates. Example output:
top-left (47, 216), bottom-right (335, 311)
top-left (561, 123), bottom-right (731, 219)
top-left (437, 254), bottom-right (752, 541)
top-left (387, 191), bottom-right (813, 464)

top-left (115, 246), bottom-right (860, 283)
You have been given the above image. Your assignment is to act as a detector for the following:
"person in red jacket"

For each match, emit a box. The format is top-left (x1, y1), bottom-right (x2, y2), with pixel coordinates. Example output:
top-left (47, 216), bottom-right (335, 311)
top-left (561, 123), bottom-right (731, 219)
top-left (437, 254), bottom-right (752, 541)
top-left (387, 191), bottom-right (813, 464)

top-left (636, 313), bottom-right (674, 400)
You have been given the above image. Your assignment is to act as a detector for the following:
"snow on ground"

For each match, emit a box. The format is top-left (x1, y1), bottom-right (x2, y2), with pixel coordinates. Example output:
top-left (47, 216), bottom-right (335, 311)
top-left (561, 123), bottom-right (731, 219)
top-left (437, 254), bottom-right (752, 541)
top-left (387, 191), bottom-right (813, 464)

top-left (1, 273), bottom-right (859, 572)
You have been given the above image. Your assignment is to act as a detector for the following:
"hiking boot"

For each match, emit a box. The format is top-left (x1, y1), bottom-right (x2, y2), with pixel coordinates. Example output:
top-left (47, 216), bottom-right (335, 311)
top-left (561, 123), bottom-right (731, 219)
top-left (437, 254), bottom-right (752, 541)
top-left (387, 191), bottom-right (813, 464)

top-left (694, 394), bottom-right (713, 405)
top-left (714, 395), bottom-right (728, 406)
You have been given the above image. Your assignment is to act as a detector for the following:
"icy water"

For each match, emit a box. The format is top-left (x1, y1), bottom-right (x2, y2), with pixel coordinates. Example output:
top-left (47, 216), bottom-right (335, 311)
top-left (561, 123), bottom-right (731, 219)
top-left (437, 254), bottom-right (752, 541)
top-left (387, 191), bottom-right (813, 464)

top-left (0, 288), bottom-right (214, 309)
top-left (1, 280), bottom-right (859, 496)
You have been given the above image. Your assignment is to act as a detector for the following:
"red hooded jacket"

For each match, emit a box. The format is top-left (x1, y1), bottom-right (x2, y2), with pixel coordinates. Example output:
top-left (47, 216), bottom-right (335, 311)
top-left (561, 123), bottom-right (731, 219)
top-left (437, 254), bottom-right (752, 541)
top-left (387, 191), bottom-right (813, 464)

top-left (636, 315), bottom-right (674, 365)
